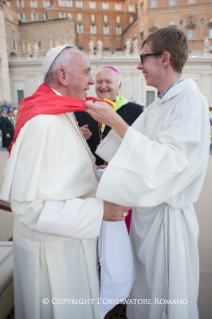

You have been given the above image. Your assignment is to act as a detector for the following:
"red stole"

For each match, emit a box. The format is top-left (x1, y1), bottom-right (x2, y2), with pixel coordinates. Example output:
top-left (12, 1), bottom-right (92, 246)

top-left (9, 83), bottom-right (112, 154)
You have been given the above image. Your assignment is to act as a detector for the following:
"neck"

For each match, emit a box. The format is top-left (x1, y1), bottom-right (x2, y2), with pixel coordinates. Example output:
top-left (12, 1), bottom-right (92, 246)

top-left (157, 72), bottom-right (181, 95)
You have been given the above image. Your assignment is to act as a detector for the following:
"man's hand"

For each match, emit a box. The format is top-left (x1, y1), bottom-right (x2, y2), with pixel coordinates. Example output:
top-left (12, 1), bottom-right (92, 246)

top-left (80, 124), bottom-right (92, 140)
top-left (97, 165), bottom-right (107, 170)
top-left (6, 134), bottom-right (10, 138)
top-left (103, 201), bottom-right (131, 222)
top-left (85, 100), bottom-right (129, 139)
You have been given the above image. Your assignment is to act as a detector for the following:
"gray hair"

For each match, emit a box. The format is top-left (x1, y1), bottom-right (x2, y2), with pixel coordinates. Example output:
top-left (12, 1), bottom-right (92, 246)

top-left (117, 74), bottom-right (121, 86)
top-left (44, 45), bottom-right (79, 85)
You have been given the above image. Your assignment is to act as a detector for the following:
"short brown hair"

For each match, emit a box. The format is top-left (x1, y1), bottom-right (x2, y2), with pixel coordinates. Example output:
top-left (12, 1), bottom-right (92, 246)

top-left (142, 26), bottom-right (188, 73)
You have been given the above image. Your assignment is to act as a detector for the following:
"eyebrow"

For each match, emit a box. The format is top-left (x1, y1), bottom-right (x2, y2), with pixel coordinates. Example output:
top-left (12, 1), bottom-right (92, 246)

top-left (83, 67), bottom-right (91, 73)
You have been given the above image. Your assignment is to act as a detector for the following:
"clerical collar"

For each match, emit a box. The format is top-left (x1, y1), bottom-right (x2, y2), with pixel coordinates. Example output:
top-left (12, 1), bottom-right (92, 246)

top-left (159, 77), bottom-right (184, 99)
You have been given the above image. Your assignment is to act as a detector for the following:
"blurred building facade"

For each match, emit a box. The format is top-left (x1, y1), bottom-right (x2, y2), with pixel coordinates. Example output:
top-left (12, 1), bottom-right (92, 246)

top-left (0, 0), bottom-right (212, 105)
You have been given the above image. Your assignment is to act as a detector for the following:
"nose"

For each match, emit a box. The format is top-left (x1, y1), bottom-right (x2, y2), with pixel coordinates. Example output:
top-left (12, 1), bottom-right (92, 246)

top-left (89, 75), bottom-right (94, 85)
top-left (137, 62), bottom-right (143, 70)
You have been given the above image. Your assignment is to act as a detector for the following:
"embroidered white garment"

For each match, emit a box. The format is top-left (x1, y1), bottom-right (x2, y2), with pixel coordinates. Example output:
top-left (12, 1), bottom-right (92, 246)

top-left (96, 79), bottom-right (210, 319)
top-left (97, 169), bottom-right (135, 319)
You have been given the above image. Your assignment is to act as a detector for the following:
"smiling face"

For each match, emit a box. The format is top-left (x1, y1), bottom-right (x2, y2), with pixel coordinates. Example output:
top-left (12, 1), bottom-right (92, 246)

top-left (95, 68), bottom-right (121, 101)
top-left (137, 42), bottom-right (162, 89)
top-left (65, 50), bottom-right (94, 100)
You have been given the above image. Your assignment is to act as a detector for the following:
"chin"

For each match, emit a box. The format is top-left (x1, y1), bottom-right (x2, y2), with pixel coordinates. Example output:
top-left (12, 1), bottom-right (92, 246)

top-left (98, 93), bottom-right (110, 100)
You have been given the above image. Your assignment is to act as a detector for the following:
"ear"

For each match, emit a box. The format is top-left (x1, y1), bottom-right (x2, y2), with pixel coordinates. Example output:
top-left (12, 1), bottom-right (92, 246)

top-left (117, 81), bottom-right (122, 91)
top-left (161, 51), bottom-right (171, 68)
top-left (56, 68), bottom-right (69, 87)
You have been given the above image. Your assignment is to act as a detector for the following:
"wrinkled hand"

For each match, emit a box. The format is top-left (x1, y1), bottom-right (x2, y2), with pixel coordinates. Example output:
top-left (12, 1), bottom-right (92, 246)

top-left (80, 124), bottom-right (92, 140)
top-left (85, 100), bottom-right (117, 127)
top-left (103, 201), bottom-right (131, 222)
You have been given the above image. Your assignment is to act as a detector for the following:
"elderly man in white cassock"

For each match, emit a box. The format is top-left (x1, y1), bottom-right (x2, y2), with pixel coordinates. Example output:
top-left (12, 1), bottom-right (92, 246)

top-left (85, 27), bottom-right (210, 319)
top-left (0, 45), bottom-right (132, 319)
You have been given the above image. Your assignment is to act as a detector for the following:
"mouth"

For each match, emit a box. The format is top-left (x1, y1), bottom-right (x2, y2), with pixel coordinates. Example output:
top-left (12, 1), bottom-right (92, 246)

top-left (142, 71), bottom-right (148, 78)
top-left (99, 89), bottom-right (110, 93)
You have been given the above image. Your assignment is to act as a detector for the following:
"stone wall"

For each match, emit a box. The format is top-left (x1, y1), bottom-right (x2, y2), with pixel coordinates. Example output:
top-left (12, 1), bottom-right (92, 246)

top-left (0, 3), bottom-right (11, 101)
top-left (8, 52), bottom-right (212, 107)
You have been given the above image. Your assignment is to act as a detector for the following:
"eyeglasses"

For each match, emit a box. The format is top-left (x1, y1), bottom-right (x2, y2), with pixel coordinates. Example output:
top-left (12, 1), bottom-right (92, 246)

top-left (140, 52), bottom-right (172, 64)
top-left (140, 52), bottom-right (163, 64)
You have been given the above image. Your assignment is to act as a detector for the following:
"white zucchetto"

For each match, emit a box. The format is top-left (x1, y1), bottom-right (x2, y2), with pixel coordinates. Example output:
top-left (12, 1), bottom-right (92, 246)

top-left (42, 45), bottom-right (71, 77)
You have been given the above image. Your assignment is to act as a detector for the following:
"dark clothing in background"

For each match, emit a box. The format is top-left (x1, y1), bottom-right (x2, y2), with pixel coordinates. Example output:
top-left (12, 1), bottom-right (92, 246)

top-left (1, 117), bottom-right (14, 149)
top-left (75, 102), bottom-right (143, 165)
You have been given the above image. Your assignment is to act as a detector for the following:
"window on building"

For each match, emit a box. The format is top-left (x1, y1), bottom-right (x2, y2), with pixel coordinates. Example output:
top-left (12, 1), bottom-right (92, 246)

top-left (179, 19), bottom-right (185, 27)
top-left (170, 21), bottom-right (175, 25)
top-left (146, 91), bottom-right (155, 107)
top-left (116, 16), bottom-right (120, 23)
top-left (116, 48), bottom-right (122, 51)
top-left (169, 0), bottom-right (175, 6)
top-left (104, 47), bottom-right (109, 51)
top-left (115, 3), bottom-right (121, 10)
top-left (130, 17), bottom-right (133, 23)
top-left (91, 14), bottom-right (95, 21)
top-left (104, 15), bottom-right (108, 22)
top-left (102, 2), bottom-right (109, 10)
top-left (89, 1), bottom-right (96, 9)
top-left (58, 0), bottom-right (65, 6)
top-left (140, 2), bottom-right (143, 13)
top-left (13, 41), bottom-right (16, 50)
top-left (17, 90), bottom-right (24, 104)
top-left (68, 13), bottom-right (72, 18)
top-left (188, 0), bottom-right (194, 3)
top-left (77, 13), bottom-right (82, 20)
top-left (209, 27), bottom-right (212, 38)
top-left (66, 0), bottom-right (72, 6)
top-left (6, 1), bottom-right (10, 7)
top-left (18, 13), bottom-right (25, 22)
top-left (150, 0), bottom-right (156, 8)
top-left (77, 24), bottom-right (83, 33)
top-left (31, 1), bottom-right (37, 8)
top-left (11, 28), bottom-right (16, 34)
top-left (17, 1), bottom-right (24, 8)
top-left (43, 1), bottom-right (50, 7)
top-left (59, 12), bottom-right (66, 18)
top-left (76, 1), bottom-right (83, 8)
top-left (116, 26), bottom-right (121, 35)
top-left (199, 17), bottom-right (205, 26)
top-left (188, 28), bottom-right (194, 39)
top-left (37, 41), bottom-right (42, 49)
top-left (90, 25), bottom-right (96, 34)
top-left (9, 15), bottom-right (14, 21)
top-left (128, 5), bottom-right (134, 12)
top-left (43, 13), bottom-right (47, 20)
top-left (103, 25), bottom-right (109, 34)
top-left (31, 13), bottom-right (38, 21)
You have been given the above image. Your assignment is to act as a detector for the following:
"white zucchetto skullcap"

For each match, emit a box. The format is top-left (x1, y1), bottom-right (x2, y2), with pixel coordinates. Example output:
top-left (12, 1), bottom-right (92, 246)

top-left (42, 45), bottom-right (71, 77)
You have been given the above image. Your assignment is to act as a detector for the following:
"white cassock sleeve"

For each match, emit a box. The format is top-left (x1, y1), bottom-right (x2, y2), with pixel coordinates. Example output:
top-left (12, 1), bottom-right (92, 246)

top-left (11, 197), bottom-right (103, 239)
top-left (96, 90), bottom-right (210, 207)
top-left (36, 198), bottom-right (103, 239)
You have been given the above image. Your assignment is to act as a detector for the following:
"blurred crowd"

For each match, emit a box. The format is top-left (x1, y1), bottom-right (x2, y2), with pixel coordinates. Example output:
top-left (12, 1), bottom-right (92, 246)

top-left (0, 101), bottom-right (19, 150)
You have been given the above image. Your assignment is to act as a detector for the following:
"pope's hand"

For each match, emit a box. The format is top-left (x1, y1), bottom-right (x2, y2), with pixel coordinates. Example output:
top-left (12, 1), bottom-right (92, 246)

top-left (85, 100), bottom-right (117, 127)
top-left (103, 201), bottom-right (131, 221)
top-left (80, 124), bottom-right (92, 140)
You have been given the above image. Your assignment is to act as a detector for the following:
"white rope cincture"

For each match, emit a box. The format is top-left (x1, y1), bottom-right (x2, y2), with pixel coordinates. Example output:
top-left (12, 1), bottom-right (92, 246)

top-left (162, 204), bottom-right (169, 319)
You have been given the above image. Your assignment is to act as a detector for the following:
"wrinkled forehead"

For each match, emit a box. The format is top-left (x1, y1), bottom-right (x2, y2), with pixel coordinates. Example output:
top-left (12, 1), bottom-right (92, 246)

top-left (72, 49), bottom-right (91, 69)
top-left (95, 68), bottom-right (119, 82)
